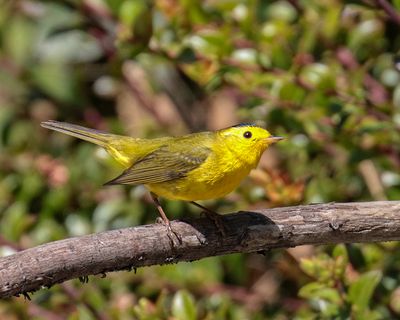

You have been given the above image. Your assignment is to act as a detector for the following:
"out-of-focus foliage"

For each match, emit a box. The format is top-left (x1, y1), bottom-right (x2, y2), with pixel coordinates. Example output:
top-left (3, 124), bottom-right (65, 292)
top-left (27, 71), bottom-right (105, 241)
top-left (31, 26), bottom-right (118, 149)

top-left (1, 0), bottom-right (400, 318)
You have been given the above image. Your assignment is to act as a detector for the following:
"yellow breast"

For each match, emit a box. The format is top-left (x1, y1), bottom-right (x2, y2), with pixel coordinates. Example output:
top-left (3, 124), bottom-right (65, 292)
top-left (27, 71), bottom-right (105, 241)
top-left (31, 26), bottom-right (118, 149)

top-left (147, 143), bottom-right (256, 201)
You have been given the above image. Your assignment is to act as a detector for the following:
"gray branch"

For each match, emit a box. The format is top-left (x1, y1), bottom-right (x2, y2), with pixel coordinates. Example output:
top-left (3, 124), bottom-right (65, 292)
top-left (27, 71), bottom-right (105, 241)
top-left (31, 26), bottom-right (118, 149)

top-left (1, 201), bottom-right (400, 299)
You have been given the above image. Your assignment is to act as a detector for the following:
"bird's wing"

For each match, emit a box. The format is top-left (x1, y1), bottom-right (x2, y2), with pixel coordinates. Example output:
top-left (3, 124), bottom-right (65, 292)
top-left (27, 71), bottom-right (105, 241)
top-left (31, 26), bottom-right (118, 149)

top-left (104, 144), bottom-right (211, 185)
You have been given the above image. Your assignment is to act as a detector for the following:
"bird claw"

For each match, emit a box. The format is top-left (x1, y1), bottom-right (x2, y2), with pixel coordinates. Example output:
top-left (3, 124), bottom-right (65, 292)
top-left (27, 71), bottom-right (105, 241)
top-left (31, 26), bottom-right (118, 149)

top-left (191, 201), bottom-right (226, 237)
top-left (156, 217), bottom-right (182, 245)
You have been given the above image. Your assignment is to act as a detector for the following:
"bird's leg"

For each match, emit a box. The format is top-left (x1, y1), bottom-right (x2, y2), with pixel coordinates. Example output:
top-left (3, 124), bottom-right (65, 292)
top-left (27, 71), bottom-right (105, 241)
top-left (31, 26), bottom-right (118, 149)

top-left (150, 192), bottom-right (182, 244)
top-left (190, 201), bottom-right (226, 237)
top-left (151, 192), bottom-right (170, 225)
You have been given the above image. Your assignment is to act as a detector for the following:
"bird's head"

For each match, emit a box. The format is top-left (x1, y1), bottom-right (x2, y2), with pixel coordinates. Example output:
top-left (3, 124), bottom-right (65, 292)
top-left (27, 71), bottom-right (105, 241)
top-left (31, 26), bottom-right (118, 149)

top-left (218, 123), bottom-right (283, 164)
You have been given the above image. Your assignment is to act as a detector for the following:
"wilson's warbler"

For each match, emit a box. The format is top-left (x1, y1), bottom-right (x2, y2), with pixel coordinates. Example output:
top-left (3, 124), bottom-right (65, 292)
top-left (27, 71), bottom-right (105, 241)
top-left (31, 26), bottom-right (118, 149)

top-left (41, 120), bottom-right (282, 237)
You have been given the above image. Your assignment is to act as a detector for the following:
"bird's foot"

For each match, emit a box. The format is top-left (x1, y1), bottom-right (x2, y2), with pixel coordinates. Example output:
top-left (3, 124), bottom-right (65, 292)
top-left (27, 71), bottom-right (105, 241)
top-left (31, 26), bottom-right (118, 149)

top-left (190, 201), bottom-right (227, 237)
top-left (151, 192), bottom-right (182, 246)
top-left (156, 217), bottom-right (182, 245)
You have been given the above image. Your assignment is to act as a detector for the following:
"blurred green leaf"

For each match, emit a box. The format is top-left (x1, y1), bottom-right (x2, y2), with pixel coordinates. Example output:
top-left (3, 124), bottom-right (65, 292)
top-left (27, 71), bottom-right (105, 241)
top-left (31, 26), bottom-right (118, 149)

top-left (0, 201), bottom-right (31, 241)
top-left (299, 63), bottom-right (335, 90)
top-left (172, 290), bottom-right (197, 320)
top-left (30, 63), bottom-right (79, 104)
top-left (119, 0), bottom-right (147, 27)
top-left (332, 244), bottom-right (349, 279)
top-left (348, 19), bottom-right (385, 60)
top-left (393, 84), bottom-right (400, 109)
top-left (266, 1), bottom-right (297, 23)
top-left (348, 270), bottom-right (382, 314)
top-left (299, 282), bottom-right (341, 304)
top-left (299, 282), bottom-right (342, 317)
top-left (4, 15), bottom-right (36, 66)
top-left (36, 31), bottom-right (102, 63)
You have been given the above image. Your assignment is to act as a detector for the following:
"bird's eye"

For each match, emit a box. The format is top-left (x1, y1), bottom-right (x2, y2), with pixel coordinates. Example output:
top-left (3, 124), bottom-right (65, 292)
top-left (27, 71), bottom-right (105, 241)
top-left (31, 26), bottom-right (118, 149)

top-left (243, 131), bottom-right (252, 139)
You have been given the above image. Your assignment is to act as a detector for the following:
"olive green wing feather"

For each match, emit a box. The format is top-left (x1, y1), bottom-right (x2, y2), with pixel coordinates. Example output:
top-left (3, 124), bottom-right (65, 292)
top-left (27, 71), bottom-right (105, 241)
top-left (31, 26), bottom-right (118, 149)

top-left (104, 145), bottom-right (211, 185)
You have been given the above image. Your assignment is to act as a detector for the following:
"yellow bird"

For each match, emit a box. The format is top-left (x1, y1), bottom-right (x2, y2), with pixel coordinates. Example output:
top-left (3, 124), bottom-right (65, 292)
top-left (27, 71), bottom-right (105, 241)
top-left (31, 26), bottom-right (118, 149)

top-left (41, 121), bottom-right (283, 237)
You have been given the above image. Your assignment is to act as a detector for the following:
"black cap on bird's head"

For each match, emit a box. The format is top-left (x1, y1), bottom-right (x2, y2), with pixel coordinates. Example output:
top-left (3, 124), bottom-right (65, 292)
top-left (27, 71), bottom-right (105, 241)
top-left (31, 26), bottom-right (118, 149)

top-left (231, 123), bottom-right (259, 128)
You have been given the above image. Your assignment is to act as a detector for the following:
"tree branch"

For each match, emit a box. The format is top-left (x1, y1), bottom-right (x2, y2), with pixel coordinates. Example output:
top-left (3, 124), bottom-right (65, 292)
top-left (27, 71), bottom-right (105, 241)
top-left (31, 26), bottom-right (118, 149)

top-left (1, 201), bottom-right (400, 299)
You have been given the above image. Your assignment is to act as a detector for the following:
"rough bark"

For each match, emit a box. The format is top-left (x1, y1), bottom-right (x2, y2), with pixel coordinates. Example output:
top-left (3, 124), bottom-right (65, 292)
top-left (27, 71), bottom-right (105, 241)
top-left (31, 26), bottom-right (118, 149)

top-left (1, 201), bottom-right (400, 299)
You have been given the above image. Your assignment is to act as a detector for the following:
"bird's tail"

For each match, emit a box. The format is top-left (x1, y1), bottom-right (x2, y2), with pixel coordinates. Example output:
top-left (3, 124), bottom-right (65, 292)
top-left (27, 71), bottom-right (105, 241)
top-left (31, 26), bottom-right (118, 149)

top-left (41, 120), bottom-right (113, 147)
top-left (41, 120), bottom-right (140, 167)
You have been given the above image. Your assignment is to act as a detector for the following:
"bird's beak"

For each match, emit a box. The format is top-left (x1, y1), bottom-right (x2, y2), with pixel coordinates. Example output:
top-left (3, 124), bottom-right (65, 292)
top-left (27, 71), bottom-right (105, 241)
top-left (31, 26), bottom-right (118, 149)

top-left (266, 136), bottom-right (284, 144)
